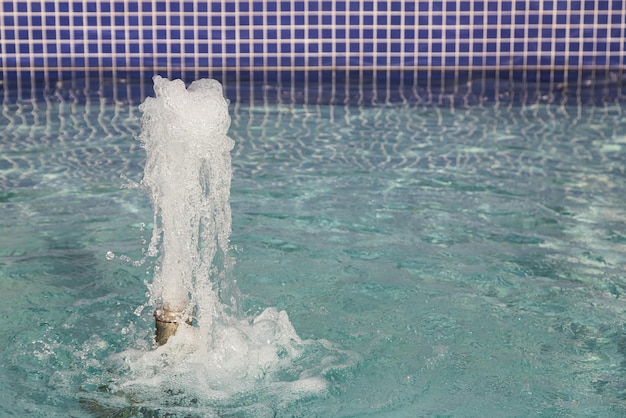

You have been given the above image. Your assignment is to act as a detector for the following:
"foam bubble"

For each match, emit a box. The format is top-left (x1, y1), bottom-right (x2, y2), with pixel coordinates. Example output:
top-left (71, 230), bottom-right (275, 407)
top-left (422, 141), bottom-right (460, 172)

top-left (105, 307), bottom-right (350, 414)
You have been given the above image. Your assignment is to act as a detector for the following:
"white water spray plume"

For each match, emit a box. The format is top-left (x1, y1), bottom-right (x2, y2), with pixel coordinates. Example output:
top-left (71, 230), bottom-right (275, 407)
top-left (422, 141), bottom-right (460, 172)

top-left (100, 76), bottom-right (354, 414)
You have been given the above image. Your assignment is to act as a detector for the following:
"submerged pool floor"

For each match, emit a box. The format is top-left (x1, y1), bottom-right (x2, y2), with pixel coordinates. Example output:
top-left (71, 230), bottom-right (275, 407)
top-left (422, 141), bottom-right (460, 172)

top-left (1, 85), bottom-right (626, 416)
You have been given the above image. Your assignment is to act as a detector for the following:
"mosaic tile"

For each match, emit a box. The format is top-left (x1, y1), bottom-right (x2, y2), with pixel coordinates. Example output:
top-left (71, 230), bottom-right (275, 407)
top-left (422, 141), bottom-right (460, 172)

top-left (0, 0), bottom-right (623, 86)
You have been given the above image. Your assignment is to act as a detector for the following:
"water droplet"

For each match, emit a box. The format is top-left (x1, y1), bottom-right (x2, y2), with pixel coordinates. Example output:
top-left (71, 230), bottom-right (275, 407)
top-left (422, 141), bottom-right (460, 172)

top-left (134, 305), bottom-right (145, 316)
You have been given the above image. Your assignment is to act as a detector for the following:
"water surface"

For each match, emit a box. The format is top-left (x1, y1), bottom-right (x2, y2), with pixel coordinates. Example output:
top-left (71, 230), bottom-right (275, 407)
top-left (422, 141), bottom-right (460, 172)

top-left (1, 85), bottom-right (626, 416)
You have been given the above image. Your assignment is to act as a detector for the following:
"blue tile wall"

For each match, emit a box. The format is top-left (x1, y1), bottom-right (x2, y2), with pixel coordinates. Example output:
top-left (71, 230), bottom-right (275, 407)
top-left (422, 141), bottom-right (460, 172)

top-left (0, 1), bottom-right (624, 86)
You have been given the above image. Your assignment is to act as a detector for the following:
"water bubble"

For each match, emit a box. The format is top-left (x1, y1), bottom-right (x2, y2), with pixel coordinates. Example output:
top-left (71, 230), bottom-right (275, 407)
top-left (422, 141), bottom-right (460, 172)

top-left (134, 305), bottom-right (145, 316)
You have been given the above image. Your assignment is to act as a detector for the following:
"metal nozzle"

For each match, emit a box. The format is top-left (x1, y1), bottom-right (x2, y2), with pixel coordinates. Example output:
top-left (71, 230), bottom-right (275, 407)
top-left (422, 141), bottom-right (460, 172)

top-left (154, 307), bottom-right (190, 346)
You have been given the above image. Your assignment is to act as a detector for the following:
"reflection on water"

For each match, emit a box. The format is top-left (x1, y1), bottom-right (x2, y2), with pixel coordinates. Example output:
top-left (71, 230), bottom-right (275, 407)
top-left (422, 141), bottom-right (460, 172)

top-left (0, 83), bottom-right (625, 416)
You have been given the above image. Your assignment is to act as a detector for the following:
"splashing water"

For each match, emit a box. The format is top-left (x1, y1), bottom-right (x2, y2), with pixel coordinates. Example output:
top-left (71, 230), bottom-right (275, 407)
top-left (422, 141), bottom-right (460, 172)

top-left (139, 75), bottom-right (238, 323)
top-left (103, 76), bottom-right (351, 414)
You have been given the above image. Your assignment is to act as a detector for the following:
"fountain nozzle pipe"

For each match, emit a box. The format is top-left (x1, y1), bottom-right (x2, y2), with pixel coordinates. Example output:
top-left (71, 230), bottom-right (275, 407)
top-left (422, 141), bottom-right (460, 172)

top-left (154, 307), bottom-right (190, 346)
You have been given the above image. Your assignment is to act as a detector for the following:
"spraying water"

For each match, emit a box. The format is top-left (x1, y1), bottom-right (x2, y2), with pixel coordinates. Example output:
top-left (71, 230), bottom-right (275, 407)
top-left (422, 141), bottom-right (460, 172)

top-left (139, 76), bottom-right (239, 333)
top-left (106, 76), bottom-right (350, 414)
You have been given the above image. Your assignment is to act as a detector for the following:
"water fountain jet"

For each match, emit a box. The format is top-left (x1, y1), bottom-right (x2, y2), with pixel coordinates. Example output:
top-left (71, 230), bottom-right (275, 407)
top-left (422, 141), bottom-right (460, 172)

top-left (115, 76), bottom-right (342, 412)
top-left (138, 75), bottom-right (235, 347)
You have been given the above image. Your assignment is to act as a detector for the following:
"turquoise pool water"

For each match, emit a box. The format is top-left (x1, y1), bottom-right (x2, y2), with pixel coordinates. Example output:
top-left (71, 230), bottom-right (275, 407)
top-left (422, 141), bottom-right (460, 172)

top-left (1, 83), bottom-right (626, 416)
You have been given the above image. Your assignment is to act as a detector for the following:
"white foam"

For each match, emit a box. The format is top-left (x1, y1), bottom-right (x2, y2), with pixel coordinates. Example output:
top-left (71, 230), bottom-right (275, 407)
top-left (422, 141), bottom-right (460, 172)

top-left (108, 306), bottom-right (341, 414)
